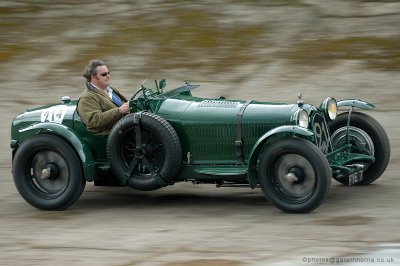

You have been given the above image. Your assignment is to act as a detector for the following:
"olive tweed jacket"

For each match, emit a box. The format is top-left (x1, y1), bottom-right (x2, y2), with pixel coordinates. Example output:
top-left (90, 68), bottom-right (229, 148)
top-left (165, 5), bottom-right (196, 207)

top-left (77, 83), bottom-right (128, 135)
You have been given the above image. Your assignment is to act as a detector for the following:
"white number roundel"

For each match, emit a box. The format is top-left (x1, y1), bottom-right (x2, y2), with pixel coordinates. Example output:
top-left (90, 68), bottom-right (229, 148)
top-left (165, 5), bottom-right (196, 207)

top-left (40, 106), bottom-right (68, 124)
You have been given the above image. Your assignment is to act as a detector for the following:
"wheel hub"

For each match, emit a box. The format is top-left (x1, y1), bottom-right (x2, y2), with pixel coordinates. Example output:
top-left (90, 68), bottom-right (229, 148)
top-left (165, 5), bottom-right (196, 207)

top-left (134, 147), bottom-right (145, 158)
top-left (287, 167), bottom-right (305, 183)
top-left (283, 172), bottom-right (298, 183)
top-left (40, 163), bottom-right (59, 180)
top-left (274, 154), bottom-right (316, 198)
top-left (331, 126), bottom-right (375, 156)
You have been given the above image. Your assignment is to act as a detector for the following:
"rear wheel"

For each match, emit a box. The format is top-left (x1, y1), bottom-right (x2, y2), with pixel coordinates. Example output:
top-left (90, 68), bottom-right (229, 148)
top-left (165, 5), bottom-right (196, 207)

top-left (12, 134), bottom-right (85, 210)
top-left (259, 138), bottom-right (331, 213)
top-left (329, 112), bottom-right (390, 185)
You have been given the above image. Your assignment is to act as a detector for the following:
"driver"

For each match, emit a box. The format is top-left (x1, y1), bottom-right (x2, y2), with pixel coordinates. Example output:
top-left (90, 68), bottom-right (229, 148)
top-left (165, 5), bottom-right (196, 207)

top-left (77, 59), bottom-right (130, 135)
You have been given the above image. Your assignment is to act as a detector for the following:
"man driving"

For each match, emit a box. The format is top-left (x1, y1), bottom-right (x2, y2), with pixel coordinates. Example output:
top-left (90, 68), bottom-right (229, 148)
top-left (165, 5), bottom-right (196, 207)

top-left (77, 59), bottom-right (130, 135)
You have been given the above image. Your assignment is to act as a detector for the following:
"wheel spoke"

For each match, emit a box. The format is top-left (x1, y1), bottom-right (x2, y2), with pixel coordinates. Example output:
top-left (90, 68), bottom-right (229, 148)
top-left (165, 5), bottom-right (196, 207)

top-left (141, 156), bottom-right (156, 176)
top-left (126, 157), bottom-right (139, 177)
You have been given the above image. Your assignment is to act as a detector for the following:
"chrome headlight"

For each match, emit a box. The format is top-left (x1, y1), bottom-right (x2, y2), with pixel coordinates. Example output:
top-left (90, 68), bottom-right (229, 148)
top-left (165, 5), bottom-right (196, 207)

top-left (321, 97), bottom-right (337, 121)
top-left (296, 109), bottom-right (309, 128)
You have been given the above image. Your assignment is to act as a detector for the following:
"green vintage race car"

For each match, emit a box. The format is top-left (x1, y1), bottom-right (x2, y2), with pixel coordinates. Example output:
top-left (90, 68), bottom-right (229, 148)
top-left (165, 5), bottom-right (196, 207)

top-left (10, 79), bottom-right (390, 213)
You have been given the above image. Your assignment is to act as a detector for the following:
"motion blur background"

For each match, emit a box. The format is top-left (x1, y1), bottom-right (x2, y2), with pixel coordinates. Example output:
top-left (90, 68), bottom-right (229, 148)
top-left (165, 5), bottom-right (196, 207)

top-left (1, 1), bottom-right (400, 265)
top-left (2, 0), bottom-right (400, 106)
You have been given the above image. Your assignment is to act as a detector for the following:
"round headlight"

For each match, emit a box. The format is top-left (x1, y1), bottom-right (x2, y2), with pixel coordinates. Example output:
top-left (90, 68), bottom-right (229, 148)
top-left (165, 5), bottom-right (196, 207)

top-left (321, 97), bottom-right (337, 121)
top-left (297, 109), bottom-right (309, 128)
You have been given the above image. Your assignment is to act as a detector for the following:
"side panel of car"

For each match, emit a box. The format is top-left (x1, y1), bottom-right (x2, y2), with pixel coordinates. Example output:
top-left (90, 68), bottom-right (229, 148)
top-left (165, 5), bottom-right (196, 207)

top-left (154, 97), bottom-right (298, 165)
top-left (241, 103), bottom-right (296, 162)
top-left (14, 122), bottom-right (97, 181)
top-left (72, 111), bottom-right (109, 160)
top-left (11, 103), bottom-right (102, 182)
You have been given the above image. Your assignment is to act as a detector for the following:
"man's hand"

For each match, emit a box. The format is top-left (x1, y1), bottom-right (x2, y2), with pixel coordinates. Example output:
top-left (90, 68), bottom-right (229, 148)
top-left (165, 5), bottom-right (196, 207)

top-left (118, 103), bottom-right (130, 114)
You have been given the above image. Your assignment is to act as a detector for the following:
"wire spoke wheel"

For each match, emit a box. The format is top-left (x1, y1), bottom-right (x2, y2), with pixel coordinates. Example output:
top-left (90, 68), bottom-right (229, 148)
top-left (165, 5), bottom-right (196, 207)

top-left (329, 112), bottom-right (390, 185)
top-left (331, 126), bottom-right (375, 156)
top-left (107, 113), bottom-right (182, 191)
top-left (121, 127), bottom-right (165, 180)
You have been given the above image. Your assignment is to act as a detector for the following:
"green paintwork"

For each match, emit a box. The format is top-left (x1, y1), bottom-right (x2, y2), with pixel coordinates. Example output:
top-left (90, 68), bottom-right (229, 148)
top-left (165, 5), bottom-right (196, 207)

top-left (11, 102), bottom-right (105, 182)
top-left (10, 80), bottom-right (378, 187)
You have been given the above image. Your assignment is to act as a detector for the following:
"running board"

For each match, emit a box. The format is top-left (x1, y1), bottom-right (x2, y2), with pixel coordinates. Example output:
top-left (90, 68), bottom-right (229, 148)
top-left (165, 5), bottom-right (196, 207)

top-left (193, 166), bottom-right (248, 176)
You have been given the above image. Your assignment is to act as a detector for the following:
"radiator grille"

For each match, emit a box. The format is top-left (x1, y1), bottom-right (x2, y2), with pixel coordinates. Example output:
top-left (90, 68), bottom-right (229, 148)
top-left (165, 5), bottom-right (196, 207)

top-left (311, 113), bottom-right (332, 154)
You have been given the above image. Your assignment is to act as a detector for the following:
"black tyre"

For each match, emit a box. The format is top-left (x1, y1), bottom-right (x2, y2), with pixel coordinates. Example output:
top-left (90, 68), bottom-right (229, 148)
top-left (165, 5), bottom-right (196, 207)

top-left (12, 134), bottom-right (86, 210)
top-left (328, 111), bottom-right (390, 185)
top-left (107, 112), bottom-right (182, 191)
top-left (259, 138), bottom-right (331, 213)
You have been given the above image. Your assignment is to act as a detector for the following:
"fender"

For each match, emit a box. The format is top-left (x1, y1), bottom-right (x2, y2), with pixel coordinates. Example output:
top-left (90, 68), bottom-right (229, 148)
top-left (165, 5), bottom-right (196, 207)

top-left (247, 125), bottom-right (315, 188)
top-left (18, 122), bottom-right (96, 181)
top-left (337, 99), bottom-right (375, 110)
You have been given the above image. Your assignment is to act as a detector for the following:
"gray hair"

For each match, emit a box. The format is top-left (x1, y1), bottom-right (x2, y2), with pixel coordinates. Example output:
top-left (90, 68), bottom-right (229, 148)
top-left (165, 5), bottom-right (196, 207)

top-left (83, 59), bottom-right (106, 82)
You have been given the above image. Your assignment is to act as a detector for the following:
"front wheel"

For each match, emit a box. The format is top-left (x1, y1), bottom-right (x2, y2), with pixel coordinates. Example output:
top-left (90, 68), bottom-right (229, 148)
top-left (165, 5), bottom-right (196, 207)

top-left (329, 112), bottom-right (390, 185)
top-left (12, 134), bottom-right (86, 210)
top-left (259, 138), bottom-right (331, 213)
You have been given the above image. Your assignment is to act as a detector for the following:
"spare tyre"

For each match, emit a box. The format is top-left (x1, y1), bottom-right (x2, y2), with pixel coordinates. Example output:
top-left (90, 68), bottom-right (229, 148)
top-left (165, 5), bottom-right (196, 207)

top-left (107, 112), bottom-right (182, 191)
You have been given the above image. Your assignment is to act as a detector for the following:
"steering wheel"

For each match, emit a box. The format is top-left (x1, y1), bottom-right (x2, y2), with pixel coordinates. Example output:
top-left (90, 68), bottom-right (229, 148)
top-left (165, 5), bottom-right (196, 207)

top-left (130, 85), bottom-right (153, 101)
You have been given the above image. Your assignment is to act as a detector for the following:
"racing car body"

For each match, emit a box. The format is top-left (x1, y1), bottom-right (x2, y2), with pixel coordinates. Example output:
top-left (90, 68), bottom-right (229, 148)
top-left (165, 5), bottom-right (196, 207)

top-left (10, 80), bottom-right (390, 212)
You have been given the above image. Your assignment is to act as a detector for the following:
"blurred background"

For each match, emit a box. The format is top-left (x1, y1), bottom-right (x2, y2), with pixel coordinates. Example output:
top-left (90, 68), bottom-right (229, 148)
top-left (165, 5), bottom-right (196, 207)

top-left (1, 0), bottom-right (399, 107)
top-left (1, 1), bottom-right (400, 265)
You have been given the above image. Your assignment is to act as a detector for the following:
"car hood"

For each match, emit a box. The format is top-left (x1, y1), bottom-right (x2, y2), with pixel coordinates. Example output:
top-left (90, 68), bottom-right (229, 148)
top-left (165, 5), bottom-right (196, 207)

top-left (154, 97), bottom-right (300, 125)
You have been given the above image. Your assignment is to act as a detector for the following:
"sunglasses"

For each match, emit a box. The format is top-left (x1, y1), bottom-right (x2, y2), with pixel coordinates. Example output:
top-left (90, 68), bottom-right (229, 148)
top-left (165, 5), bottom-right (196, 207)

top-left (100, 72), bottom-right (110, 77)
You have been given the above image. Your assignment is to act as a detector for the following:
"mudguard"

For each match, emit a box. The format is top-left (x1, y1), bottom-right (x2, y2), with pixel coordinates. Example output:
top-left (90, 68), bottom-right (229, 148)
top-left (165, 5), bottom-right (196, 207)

top-left (247, 125), bottom-right (315, 188)
top-left (17, 122), bottom-right (96, 181)
top-left (337, 99), bottom-right (375, 110)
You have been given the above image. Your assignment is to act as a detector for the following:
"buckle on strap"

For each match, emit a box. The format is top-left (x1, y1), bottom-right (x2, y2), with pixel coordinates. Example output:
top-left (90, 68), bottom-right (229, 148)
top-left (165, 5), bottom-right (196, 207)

top-left (235, 140), bottom-right (243, 148)
top-left (235, 140), bottom-right (243, 161)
